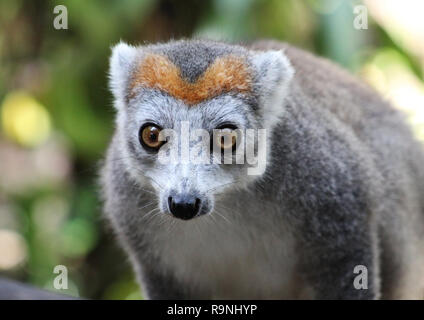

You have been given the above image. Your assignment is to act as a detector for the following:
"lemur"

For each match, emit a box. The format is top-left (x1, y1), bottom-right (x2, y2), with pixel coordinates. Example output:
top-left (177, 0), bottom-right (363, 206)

top-left (101, 39), bottom-right (424, 299)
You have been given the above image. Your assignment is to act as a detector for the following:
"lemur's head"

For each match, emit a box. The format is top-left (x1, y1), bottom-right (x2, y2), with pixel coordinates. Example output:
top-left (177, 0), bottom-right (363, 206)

top-left (109, 40), bottom-right (294, 220)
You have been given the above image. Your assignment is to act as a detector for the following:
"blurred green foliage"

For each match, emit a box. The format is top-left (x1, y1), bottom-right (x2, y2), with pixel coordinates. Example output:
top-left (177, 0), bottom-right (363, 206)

top-left (0, 0), bottom-right (423, 299)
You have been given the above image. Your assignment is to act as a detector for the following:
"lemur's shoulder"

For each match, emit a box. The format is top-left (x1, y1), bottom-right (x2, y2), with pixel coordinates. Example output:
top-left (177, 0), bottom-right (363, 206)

top-left (248, 40), bottom-right (379, 102)
top-left (248, 40), bottom-right (398, 128)
top-left (248, 40), bottom-right (356, 83)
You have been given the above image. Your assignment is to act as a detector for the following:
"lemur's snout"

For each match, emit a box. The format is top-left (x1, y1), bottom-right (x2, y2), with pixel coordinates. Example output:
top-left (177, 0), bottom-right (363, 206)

top-left (167, 194), bottom-right (201, 220)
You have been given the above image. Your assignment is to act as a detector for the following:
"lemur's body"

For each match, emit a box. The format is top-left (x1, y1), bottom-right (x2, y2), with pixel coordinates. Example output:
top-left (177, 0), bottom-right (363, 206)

top-left (102, 39), bottom-right (424, 299)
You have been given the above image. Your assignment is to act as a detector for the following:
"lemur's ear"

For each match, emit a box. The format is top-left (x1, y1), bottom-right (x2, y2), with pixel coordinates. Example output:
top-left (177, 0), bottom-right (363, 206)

top-left (251, 50), bottom-right (294, 127)
top-left (109, 42), bottom-right (138, 108)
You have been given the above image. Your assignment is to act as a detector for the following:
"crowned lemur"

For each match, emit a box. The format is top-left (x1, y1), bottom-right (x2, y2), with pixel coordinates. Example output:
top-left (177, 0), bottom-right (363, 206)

top-left (101, 39), bottom-right (424, 299)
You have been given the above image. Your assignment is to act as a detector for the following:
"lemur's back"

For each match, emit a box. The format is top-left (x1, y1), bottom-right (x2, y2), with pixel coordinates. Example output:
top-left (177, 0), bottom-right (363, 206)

top-left (252, 40), bottom-right (424, 208)
top-left (103, 39), bottom-right (424, 299)
top-left (251, 41), bottom-right (424, 298)
top-left (251, 41), bottom-right (414, 136)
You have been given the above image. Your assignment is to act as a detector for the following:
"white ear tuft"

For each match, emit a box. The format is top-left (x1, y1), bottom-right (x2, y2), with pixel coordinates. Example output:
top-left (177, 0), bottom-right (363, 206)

top-left (109, 42), bottom-right (138, 108)
top-left (252, 50), bottom-right (294, 99)
top-left (251, 50), bottom-right (295, 127)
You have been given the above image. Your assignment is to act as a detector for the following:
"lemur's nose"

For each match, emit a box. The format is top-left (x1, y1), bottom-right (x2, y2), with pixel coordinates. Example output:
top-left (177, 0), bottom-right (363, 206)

top-left (168, 195), bottom-right (201, 220)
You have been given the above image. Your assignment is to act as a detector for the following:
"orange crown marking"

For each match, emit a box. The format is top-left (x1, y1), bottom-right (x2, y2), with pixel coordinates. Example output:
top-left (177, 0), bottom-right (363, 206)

top-left (130, 53), bottom-right (252, 105)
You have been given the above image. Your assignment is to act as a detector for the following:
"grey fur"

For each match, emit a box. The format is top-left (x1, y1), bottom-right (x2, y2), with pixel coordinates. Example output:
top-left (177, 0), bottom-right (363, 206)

top-left (101, 39), bottom-right (424, 299)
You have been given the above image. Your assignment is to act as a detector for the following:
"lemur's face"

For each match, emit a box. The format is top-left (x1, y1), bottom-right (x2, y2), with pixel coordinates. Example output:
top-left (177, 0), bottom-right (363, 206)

top-left (109, 40), bottom-right (293, 220)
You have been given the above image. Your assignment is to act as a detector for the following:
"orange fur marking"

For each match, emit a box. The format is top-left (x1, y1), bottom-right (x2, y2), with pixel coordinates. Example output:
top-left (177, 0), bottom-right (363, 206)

top-left (130, 53), bottom-right (252, 105)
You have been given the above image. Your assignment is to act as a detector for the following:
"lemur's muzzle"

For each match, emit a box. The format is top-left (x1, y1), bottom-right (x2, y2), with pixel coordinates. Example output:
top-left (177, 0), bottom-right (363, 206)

top-left (167, 194), bottom-right (201, 220)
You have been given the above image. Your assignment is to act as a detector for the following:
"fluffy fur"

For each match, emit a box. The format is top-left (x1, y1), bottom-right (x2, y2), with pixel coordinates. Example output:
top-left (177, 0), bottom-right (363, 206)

top-left (101, 39), bottom-right (424, 299)
top-left (130, 53), bottom-right (252, 105)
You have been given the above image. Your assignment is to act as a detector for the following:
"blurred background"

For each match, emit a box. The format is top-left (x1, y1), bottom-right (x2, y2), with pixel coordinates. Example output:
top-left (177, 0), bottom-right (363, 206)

top-left (0, 0), bottom-right (423, 299)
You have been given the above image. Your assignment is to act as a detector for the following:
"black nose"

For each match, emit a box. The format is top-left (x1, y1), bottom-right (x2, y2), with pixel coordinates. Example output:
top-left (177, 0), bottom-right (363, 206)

top-left (168, 195), bottom-right (201, 220)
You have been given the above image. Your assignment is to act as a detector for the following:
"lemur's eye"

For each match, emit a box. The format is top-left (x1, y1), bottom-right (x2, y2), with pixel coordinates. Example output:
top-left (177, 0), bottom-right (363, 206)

top-left (214, 124), bottom-right (238, 151)
top-left (139, 123), bottom-right (164, 151)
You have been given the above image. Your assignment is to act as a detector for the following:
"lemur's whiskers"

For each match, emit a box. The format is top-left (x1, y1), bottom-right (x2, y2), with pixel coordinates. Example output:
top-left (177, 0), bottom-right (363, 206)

top-left (206, 180), bottom-right (241, 193)
top-left (138, 188), bottom-right (157, 197)
top-left (212, 206), bottom-right (231, 225)
top-left (138, 201), bottom-right (156, 210)
top-left (147, 177), bottom-right (166, 191)
top-left (139, 207), bottom-right (161, 224)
